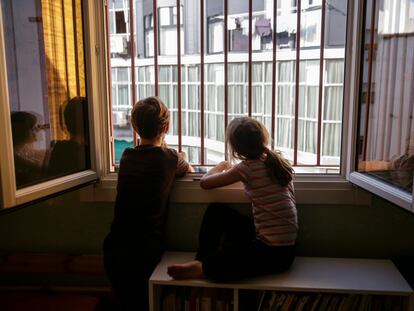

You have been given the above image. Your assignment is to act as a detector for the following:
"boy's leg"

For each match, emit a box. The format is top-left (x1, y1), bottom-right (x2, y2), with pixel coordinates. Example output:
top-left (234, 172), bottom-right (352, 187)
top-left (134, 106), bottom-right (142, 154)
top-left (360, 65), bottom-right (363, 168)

top-left (104, 245), bottom-right (161, 311)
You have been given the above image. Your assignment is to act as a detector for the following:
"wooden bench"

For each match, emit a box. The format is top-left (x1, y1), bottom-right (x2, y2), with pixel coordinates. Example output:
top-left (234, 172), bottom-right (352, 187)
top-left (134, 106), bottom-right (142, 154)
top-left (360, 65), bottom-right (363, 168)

top-left (149, 252), bottom-right (414, 311)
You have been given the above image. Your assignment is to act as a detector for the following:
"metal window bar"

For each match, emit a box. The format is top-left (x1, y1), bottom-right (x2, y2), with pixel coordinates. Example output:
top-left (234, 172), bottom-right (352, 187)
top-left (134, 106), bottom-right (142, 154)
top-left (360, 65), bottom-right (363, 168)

top-left (129, 0), bottom-right (137, 146)
top-left (294, 0), bottom-right (302, 166)
top-left (224, 0), bottom-right (229, 160)
top-left (362, 0), bottom-right (377, 161)
top-left (248, 0), bottom-right (252, 116)
top-left (200, 0), bottom-right (205, 165)
top-left (153, 0), bottom-right (159, 96)
top-left (105, 1), bottom-right (116, 169)
top-left (316, 0), bottom-right (326, 166)
top-left (271, 0), bottom-right (278, 150)
top-left (176, 0), bottom-right (182, 152)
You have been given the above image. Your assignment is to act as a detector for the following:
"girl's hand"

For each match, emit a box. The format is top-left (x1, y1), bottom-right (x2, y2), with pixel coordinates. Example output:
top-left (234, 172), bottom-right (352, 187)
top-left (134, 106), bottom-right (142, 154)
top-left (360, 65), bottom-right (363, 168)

top-left (215, 161), bottom-right (231, 172)
top-left (206, 161), bottom-right (231, 175)
top-left (200, 161), bottom-right (242, 189)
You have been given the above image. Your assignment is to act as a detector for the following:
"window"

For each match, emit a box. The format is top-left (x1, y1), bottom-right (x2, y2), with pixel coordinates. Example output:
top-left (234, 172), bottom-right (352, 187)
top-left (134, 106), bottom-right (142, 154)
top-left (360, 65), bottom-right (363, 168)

top-left (107, 0), bottom-right (348, 174)
top-left (349, 0), bottom-right (414, 211)
top-left (115, 11), bottom-right (127, 34)
top-left (0, 0), bottom-right (98, 208)
top-left (1, 0), bottom-right (411, 209)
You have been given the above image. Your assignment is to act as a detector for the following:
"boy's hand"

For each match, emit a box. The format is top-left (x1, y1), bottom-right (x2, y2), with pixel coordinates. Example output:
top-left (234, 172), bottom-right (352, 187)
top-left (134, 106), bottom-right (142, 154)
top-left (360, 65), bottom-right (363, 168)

top-left (178, 151), bottom-right (187, 161)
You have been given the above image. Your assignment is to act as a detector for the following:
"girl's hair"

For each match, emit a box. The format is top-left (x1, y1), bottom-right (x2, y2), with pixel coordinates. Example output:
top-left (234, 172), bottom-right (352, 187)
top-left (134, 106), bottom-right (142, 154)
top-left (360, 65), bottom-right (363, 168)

top-left (11, 111), bottom-right (38, 146)
top-left (131, 96), bottom-right (170, 139)
top-left (226, 117), bottom-right (294, 186)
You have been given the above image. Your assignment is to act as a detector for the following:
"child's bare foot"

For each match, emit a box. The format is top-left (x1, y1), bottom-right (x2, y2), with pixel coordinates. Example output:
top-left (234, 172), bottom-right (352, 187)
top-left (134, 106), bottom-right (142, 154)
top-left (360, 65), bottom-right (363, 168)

top-left (167, 260), bottom-right (204, 279)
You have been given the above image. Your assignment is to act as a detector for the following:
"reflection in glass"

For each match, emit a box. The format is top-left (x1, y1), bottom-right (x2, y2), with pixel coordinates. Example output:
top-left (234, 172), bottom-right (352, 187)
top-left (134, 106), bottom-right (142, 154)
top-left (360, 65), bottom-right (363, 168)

top-left (2, 0), bottom-right (90, 189)
top-left (11, 112), bottom-right (46, 188)
top-left (357, 0), bottom-right (414, 193)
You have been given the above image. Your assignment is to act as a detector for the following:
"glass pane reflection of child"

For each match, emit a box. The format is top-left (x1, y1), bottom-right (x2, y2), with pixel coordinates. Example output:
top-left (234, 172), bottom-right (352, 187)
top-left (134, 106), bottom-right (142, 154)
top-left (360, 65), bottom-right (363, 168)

top-left (168, 117), bottom-right (298, 282)
top-left (103, 97), bottom-right (193, 310)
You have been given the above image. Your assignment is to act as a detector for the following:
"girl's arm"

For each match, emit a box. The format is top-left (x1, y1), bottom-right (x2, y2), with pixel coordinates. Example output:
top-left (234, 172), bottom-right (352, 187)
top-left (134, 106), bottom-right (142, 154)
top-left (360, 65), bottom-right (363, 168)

top-left (200, 161), bottom-right (243, 189)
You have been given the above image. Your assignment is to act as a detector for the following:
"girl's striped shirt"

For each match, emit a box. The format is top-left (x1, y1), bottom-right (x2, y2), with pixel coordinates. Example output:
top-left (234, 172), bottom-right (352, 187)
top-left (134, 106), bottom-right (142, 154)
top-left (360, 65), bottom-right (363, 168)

top-left (235, 159), bottom-right (298, 246)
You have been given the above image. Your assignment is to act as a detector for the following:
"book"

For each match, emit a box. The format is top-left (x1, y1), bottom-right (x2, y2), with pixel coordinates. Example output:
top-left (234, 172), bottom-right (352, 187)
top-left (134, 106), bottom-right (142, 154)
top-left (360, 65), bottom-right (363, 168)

top-left (256, 291), bottom-right (268, 311)
top-left (200, 288), bottom-right (214, 311)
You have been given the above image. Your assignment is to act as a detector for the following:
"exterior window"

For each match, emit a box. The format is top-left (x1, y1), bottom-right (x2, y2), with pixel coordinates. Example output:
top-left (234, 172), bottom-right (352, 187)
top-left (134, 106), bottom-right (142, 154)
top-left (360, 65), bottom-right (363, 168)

top-left (115, 11), bottom-right (127, 34)
top-left (353, 0), bottom-right (414, 201)
top-left (158, 6), bottom-right (184, 56)
top-left (106, 0), bottom-right (348, 174)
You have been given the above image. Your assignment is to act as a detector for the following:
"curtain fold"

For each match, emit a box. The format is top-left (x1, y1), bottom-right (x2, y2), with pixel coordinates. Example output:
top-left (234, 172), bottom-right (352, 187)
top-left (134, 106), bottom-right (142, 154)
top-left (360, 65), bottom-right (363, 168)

top-left (42, 0), bottom-right (85, 140)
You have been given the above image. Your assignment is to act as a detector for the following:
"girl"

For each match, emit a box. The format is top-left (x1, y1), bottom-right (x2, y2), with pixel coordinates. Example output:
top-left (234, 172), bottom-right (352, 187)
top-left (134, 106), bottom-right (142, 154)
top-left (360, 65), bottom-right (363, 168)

top-left (168, 117), bottom-right (297, 282)
top-left (103, 96), bottom-right (192, 310)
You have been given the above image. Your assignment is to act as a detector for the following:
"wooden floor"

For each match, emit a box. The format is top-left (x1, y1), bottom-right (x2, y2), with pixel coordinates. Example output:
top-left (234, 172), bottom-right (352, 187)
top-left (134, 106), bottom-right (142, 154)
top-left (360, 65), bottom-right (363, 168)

top-left (0, 291), bottom-right (106, 311)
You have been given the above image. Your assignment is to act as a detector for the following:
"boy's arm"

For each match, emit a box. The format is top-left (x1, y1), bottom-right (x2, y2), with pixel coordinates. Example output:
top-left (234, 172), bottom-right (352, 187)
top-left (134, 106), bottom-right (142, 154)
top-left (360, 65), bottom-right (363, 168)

top-left (199, 161), bottom-right (243, 189)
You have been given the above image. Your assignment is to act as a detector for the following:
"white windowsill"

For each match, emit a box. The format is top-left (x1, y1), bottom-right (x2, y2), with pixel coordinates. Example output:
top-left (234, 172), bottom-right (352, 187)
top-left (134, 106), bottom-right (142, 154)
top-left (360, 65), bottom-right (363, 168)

top-left (349, 172), bottom-right (413, 213)
top-left (80, 173), bottom-right (372, 205)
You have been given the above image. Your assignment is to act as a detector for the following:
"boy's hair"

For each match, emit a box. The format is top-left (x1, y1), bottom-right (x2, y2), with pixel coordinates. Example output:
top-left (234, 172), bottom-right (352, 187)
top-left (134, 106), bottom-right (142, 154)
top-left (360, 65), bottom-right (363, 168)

top-left (226, 117), bottom-right (294, 186)
top-left (131, 96), bottom-right (170, 139)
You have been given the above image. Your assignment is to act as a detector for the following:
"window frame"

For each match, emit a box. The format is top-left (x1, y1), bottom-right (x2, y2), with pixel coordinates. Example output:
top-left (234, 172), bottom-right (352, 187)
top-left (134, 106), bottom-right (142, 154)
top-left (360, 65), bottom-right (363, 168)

top-left (0, 0), bottom-right (105, 209)
top-left (81, 0), bottom-right (376, 206)
top-left (1, 0), bottom-right (411, 211)
top-left (346, 0), bottom-right (414, 212)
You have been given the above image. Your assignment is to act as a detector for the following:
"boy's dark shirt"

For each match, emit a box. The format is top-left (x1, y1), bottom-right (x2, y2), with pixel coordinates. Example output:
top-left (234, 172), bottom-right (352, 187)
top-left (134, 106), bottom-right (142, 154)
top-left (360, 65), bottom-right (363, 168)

top-left (106, 145), bottom-right (188, 253)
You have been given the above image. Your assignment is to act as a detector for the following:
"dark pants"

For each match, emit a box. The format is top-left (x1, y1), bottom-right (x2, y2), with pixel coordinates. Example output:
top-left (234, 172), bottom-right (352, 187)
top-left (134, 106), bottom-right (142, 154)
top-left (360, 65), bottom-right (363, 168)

top-left (103, 235), bottom-right (162, 311)
top-left (196, 203), bottom-right (295, 282)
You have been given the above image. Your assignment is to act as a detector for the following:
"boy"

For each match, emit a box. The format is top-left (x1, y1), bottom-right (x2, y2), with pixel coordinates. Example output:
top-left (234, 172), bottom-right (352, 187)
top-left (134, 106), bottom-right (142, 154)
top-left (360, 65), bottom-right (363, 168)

top-left (103, 97), bottom-right (192, 310)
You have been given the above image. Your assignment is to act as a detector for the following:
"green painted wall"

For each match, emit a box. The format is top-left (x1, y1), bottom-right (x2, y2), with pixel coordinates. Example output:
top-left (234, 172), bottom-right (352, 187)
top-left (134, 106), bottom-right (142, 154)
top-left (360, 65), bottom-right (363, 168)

top-left (0, 189), bottom-right (413, 259)
top-left (0, 188), bottom-right (413, 287)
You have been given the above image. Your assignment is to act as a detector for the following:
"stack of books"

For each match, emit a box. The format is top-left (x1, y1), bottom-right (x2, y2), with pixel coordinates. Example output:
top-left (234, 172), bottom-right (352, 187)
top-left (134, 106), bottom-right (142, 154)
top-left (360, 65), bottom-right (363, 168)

top-left (161, 286), bottom-right (233, 311)
top-left (253, 291), bottom-right (406, 311)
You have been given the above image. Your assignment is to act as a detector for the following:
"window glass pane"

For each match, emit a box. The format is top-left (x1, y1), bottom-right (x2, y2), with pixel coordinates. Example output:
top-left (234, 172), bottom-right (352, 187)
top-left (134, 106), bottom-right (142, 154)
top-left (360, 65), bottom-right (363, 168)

top-left (319, 0), bottom-right (347, 167)
top-left (208, 17), bottom-right (224, 53)
top-left (229, 14), bottom-right (249, 52)
top-left (109, 12), bottom-right (115, 34)
top-left (112, 0), bottom-right (124, 9)
top-left (117, 68), bottom-right (129, 82)
top-left (115, 11), bottom-right (127, 34)
top-left (159, 7), bottom-right (171, 26)
top-left (159, 66), bottom-right (170, 82)
top-left (3, 0), bottom-right (90, 189)
top-left (357, 0), bottom-right (414, 194)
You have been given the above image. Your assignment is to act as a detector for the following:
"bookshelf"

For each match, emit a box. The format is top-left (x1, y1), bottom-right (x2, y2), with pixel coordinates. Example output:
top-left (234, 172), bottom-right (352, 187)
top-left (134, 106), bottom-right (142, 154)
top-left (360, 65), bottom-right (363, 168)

top-left (149, 252), bottom-right (413, 311)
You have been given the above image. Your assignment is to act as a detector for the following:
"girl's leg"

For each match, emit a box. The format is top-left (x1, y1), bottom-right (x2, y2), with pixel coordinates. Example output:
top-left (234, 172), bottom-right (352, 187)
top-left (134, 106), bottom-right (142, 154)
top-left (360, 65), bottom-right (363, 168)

top-left (168, 203), bottom-right (255, 279)
top-left (196, 203), bottom-right (255, 261)
top-left (206, 242), bottom-right (296, 282)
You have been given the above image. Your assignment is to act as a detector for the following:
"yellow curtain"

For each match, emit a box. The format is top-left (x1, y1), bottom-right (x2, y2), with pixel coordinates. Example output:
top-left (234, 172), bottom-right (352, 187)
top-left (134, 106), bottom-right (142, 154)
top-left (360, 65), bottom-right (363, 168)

top-left (41, 0), bottom-right (86, 140)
